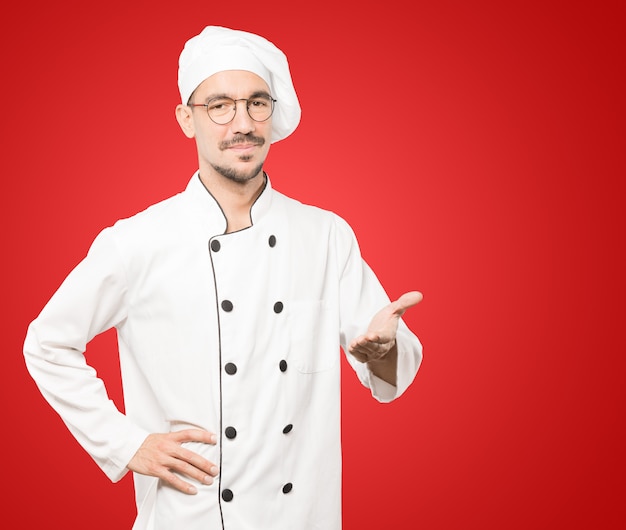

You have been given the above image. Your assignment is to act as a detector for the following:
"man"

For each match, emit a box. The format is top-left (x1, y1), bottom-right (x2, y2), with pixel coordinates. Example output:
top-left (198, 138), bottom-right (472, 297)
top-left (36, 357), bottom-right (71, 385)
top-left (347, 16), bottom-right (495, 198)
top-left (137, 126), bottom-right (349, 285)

top-left (24, 26), bottom-right (423, 529)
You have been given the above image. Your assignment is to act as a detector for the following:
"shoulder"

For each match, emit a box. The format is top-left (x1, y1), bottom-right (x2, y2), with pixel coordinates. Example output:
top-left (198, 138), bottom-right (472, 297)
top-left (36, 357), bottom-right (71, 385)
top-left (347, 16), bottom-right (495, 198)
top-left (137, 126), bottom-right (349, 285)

top-left (272, 189), bottom-right (355, 235)
top-left (85, 191), bottom-right (190, 264)
top-left (113, 191), bottom-right (186, 232)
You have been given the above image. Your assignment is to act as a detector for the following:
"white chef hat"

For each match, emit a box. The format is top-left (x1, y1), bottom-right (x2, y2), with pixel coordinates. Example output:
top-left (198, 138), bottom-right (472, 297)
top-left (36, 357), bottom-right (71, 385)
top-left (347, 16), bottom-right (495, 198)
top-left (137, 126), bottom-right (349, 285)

top-left (178, 26), bottom-right (301, 143)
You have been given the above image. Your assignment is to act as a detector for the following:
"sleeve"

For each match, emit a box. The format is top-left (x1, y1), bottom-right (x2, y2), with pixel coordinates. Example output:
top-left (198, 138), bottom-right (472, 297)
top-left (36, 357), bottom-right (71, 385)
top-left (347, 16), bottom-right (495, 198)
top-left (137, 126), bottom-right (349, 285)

top-left (23, 227), bottom-right (149, 482)
top-left (334, 215), bottom-right (423, 403)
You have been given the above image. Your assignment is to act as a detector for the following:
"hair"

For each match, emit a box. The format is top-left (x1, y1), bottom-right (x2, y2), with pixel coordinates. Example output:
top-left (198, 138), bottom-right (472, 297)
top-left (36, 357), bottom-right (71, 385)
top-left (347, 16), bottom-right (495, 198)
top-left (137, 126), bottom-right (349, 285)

top-left (186, 88), bottom-right (197, 106)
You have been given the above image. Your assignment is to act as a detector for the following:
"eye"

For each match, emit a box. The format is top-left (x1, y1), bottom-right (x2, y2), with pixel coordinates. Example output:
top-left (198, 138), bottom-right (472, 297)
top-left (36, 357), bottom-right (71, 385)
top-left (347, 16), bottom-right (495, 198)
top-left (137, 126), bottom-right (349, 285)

top-left (208, 98), bottom-right (234, 112)
top-left (249, 96), bottom-right (271, 108)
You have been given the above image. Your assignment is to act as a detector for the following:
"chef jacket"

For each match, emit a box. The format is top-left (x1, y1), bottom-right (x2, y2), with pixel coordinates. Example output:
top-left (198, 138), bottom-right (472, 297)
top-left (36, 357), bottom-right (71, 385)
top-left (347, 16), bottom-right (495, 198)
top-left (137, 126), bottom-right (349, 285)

top-left (24, 172), bottom-right (423, 529)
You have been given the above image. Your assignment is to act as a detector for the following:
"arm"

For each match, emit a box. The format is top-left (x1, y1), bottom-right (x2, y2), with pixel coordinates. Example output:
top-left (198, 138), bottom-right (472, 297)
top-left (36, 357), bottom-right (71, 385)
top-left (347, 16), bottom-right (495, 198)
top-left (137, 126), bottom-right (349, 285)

top-left (23, 229), bottom-right (219, 492)
top-left (333, 215), bottom-right (423, 401)
top-left (23, 228), bottom-right (146, 481)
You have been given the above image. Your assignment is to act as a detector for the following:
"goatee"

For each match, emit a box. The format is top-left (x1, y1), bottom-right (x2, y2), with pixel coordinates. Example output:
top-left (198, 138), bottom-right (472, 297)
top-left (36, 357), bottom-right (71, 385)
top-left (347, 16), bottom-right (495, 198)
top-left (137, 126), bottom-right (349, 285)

top-left (211, 161), bottom-right (265, 184)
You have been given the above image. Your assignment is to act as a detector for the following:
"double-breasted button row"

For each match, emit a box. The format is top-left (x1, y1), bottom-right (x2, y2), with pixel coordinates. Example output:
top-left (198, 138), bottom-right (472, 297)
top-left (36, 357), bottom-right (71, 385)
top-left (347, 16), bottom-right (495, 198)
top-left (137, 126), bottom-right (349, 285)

top-left (213, 232), bottom-right (289, 506)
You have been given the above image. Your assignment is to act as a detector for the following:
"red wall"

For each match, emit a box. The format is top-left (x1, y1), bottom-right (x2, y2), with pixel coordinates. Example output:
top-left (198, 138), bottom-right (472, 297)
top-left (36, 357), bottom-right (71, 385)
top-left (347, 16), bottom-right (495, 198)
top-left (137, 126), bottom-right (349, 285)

top-left (3, 1), bottom-right (624, 528)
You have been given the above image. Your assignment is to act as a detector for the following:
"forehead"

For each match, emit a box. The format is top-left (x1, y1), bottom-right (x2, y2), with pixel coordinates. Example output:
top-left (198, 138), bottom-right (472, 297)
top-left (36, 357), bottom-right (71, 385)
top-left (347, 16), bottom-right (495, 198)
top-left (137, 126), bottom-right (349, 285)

top-left (194, 70), bottom-right (271, 99)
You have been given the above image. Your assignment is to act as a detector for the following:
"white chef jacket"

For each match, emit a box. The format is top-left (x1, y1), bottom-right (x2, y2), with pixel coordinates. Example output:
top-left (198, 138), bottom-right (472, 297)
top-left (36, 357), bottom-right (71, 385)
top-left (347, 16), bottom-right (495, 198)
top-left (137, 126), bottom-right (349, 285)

top-left (24, 172), bottom-right (422, 529)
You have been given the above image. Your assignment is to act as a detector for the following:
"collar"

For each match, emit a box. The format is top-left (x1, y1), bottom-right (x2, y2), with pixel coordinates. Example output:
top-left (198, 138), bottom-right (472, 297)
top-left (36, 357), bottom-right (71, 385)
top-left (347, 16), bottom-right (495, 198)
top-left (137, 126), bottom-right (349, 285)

top-left (184, 170), bottom-right (274, 234)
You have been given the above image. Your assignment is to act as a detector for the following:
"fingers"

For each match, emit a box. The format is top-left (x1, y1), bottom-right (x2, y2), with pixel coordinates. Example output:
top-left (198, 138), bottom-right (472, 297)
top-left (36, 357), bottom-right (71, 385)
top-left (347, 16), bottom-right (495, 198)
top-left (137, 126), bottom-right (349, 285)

top-left (166, 431), bottom-right (220, 493)
top-left (128, 429), bottom-right (220, 495)
top-left (349, 333), bottom-right (395, 363)
top-left (173, 443), bottom-right (219, 477)
top-left (170, 428), bottom-right (218, 445)
top-left (160, 465), bottom-right (214, 495)
top-left (161, 446), bottom-right (220, 494)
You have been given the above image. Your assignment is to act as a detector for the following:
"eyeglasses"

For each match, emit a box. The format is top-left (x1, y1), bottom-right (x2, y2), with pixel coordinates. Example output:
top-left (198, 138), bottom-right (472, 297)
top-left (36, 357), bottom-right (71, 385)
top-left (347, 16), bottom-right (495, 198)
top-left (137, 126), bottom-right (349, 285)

top-left (190, 95), bottom-right (276, 125)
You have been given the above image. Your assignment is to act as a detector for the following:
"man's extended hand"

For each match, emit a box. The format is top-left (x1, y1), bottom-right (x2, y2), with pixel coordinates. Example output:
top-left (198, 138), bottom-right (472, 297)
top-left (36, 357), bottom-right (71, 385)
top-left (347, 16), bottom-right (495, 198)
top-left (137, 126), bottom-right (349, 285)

top-left (127, 429), bottom-right (219, 495)
top-left (348, 291), bottom-right (423, 364)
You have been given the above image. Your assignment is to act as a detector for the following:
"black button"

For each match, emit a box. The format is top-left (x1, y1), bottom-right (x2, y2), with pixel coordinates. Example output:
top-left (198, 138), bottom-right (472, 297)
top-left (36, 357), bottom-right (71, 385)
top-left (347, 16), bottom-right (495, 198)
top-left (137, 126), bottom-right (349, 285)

top-left (222, 489), bottom-right (234, 502)
top-left (268, 235), bottom-right (276, 247)
top-left (273, 301), bottom-right (284, 313)
top-left (279, 360), bottom-right (288, 372)
top-left (225, 363), bottom-right (237, 375)
top-left (282, 483), bottom-right (293, 494)
top-left (210, 240), bottom-right (221, 252)
top-left (225, 426), bottom-right (237, 439)
top-left (221, 300), bottom-right (233, 312)
top-left (283, 424), bottom-right (293, 434)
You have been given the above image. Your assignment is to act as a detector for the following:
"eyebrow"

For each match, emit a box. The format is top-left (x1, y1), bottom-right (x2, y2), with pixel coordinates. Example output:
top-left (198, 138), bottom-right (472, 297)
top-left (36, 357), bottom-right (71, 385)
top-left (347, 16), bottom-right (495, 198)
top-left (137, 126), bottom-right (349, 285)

top-left (202, 90), bottom-right (272, 103)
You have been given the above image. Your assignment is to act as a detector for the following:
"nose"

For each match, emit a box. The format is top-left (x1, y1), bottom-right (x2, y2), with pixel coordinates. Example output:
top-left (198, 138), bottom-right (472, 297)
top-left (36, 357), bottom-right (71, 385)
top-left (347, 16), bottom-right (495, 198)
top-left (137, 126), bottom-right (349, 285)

top-left (229, 99), bottom-right (256, 135)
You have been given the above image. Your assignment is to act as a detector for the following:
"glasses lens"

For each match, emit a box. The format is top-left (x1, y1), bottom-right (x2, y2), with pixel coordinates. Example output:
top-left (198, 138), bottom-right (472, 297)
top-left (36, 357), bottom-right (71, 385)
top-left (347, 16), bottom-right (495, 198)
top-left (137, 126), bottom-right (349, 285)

top-left (206, 96), bottom-right (275, 124)
top-left (247, 95), bottom-right (274, 122)
top-left (207, 98), bottom-right (237, 124)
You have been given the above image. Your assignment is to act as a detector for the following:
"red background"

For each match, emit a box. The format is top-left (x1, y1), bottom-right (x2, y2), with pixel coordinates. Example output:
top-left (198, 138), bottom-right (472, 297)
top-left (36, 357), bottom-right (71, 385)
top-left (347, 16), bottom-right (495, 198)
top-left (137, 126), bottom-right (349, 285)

top-left (2, 1), bottom-right (624, 528)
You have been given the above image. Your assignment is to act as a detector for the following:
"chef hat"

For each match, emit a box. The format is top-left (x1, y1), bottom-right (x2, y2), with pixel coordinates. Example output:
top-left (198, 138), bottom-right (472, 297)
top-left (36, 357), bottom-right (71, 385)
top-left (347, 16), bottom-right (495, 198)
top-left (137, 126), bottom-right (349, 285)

top-left (178, 26), bottom-right (301, 143)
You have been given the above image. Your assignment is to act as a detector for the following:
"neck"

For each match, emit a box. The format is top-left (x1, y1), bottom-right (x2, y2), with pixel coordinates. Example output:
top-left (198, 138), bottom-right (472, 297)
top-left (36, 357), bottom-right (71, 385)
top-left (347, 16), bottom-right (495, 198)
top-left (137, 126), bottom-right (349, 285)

top-left (199, 168), bottom-right (266, 233)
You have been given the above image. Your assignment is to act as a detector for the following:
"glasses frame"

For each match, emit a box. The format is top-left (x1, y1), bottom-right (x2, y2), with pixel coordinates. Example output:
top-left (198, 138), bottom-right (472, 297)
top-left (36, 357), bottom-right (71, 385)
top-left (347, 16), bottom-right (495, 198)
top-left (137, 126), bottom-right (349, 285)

top-left (190, 96), bottom-right (277, 125)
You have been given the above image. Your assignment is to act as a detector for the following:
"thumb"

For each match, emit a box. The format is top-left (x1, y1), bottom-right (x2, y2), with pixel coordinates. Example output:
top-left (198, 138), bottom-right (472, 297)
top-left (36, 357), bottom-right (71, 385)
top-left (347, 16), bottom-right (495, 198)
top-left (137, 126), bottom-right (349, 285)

top-left (392, 291), bottom-right (423, 316)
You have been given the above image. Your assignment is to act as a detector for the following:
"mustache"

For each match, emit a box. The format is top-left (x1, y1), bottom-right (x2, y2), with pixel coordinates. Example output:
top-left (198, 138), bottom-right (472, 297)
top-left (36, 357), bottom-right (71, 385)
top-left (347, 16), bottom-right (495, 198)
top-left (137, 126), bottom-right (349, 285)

top-left (219, 134), bottom-right (265, 150)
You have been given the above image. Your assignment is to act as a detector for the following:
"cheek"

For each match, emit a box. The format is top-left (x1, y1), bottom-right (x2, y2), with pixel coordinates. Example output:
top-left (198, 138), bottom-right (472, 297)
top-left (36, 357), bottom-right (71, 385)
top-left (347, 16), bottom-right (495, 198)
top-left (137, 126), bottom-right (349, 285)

top-left (195, 126), bottom-right (222, 154)
top-left (201, 142), bottom-right (222, 161)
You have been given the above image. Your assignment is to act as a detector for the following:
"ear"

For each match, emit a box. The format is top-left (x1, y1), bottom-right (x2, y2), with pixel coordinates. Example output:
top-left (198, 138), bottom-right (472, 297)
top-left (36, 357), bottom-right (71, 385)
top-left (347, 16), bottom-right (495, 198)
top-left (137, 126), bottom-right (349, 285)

top-left (175, 104), bottom-right (195, 138)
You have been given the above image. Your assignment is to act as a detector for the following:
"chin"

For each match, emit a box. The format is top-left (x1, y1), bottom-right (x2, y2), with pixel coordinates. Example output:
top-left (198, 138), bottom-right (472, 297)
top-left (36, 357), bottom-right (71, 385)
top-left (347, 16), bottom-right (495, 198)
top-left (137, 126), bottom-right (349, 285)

top-left (212, 161), bottom-right (265, 184)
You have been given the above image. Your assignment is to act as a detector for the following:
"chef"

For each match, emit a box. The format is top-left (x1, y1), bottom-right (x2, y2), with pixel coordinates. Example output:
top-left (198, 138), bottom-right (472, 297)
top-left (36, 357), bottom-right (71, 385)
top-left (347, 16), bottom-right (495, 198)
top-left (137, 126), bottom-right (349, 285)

top-left (23, 26), bottom-right (423, 529)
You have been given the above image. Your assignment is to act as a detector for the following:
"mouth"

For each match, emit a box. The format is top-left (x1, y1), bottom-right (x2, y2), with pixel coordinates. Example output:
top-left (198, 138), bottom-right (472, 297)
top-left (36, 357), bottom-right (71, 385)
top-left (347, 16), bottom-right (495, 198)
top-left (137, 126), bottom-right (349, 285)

top-left (220, 135), bottom-right (265, 153)
top-left (227, 143), bottom-right (259, 152)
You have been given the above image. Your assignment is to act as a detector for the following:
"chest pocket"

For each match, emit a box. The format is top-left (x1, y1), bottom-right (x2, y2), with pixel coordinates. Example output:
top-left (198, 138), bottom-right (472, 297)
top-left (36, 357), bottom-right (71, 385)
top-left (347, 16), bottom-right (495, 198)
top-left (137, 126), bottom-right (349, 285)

top-left (288, 300), bottom-right (339, 373)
